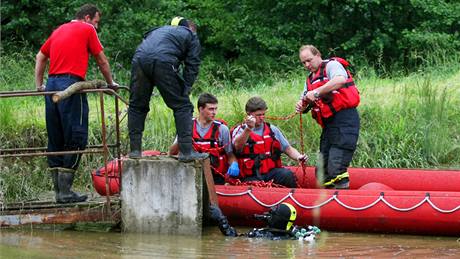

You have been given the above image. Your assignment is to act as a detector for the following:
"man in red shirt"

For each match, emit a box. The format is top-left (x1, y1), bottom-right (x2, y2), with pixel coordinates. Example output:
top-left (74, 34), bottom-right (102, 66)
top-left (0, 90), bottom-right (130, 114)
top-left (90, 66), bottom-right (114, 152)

top-left (34, 4), bottom-right (116, 203)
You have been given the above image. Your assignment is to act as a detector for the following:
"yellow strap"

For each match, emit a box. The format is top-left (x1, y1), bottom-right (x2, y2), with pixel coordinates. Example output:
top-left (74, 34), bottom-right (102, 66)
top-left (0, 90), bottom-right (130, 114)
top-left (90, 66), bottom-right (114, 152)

top-left (323, 172), bottom-right (349, 186)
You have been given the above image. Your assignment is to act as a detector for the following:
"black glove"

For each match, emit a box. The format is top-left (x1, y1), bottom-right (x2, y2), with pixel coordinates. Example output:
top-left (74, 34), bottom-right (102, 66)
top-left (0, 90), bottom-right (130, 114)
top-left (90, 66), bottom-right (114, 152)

top-left (224, 226), bottom-right (237, 237)
top-left (209, 204), bottom-right (238, 237)
top-left (209, 204), bottom-right (224, 221)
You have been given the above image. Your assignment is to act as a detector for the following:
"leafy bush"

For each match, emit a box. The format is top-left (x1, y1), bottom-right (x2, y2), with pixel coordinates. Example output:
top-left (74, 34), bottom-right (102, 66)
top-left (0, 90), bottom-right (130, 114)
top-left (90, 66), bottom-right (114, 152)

top-left (2, 0), bottom-right (459, 84)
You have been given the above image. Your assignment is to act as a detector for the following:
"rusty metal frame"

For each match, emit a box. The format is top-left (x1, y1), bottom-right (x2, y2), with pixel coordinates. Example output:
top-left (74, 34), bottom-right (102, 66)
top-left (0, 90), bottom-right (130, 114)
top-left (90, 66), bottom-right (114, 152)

top-left (0, 88), bottom-right (127, 221)
top-left (0, 198), bottom-right (121, 227)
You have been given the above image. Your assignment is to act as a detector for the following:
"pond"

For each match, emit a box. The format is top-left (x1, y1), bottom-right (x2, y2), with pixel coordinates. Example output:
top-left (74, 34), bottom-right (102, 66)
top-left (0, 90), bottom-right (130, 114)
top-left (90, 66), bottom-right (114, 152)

top-left (1, 227), bottom-right (459, 258)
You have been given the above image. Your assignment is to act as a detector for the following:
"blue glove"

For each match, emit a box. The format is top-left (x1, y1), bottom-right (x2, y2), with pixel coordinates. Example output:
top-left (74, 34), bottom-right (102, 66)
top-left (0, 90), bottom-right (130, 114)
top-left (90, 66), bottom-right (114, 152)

top-left (227, 161), bottom-right (240, 177)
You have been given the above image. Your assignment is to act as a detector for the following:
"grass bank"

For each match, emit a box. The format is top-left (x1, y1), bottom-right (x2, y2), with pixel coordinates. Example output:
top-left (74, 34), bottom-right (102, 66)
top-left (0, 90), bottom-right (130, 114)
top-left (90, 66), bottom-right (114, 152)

top-left (1, 52), bottom-right (459, 202)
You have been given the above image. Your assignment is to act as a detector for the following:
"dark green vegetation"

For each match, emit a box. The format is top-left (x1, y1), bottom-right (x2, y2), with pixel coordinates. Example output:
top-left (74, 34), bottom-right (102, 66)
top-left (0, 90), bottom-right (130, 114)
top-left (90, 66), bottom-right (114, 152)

top-left (1, 56), bottom-right (459, 202)
top-left (1, 1), bottom-right (459, 202)
top-left (2, 0), bottom-right (459, 87)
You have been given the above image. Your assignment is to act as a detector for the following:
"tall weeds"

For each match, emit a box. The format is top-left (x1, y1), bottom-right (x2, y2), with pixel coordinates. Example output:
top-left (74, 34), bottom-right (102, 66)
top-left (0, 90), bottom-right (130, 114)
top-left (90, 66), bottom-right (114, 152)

top-left (0, 52), bottom-right (459, 202)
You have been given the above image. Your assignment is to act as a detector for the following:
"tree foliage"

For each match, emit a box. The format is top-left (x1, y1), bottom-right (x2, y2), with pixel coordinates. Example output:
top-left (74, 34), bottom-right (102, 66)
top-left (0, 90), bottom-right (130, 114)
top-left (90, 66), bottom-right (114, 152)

top-left (2, 0), bottom-right (459, 83)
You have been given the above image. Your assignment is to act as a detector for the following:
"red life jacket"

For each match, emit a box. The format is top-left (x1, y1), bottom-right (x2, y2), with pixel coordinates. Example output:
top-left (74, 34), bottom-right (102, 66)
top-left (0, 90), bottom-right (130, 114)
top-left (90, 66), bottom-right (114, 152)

top-left (192, 119), bottom-right (229, 176)
top-left (234, 122), bottom-right (283, 178)
top-left (306, 57), bottom-right (360, 127)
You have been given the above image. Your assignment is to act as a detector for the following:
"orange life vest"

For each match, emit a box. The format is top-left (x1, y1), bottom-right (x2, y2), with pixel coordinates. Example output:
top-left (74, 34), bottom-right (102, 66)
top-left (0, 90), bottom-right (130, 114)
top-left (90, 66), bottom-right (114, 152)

top-left (192, 119), bottom-right (228, 175)
top-left (306, 57), bottom-right (360, 127)
top-left (234, 122), bottom-right (283, 178)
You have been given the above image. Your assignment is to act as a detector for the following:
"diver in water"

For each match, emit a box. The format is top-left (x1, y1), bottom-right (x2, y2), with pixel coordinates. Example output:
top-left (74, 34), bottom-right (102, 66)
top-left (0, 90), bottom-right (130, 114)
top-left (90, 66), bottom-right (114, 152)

top-left (210, 202), bottom-right (320, 240)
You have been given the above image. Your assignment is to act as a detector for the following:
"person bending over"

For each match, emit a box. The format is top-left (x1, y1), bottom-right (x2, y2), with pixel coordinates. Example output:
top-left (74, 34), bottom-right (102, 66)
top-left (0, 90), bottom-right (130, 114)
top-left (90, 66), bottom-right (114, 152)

top-left (127, 16), bottom-right (207, 162)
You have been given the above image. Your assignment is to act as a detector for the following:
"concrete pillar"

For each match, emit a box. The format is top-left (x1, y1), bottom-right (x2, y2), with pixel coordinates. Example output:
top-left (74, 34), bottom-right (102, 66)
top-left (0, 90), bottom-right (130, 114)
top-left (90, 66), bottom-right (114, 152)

top-left (121, 156), bottom-right (203, 235)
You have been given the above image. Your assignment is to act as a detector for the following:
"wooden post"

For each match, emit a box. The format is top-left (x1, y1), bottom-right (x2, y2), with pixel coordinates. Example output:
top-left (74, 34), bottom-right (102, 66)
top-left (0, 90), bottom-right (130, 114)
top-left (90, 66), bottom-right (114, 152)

top-left (202, 158), bottom-right (218, 206)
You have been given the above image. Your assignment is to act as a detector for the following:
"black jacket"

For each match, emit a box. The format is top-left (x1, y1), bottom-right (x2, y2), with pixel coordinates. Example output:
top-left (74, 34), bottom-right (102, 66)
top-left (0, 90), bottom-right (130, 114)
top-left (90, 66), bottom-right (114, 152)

top-left (135, 25), bottom-right (201, 89)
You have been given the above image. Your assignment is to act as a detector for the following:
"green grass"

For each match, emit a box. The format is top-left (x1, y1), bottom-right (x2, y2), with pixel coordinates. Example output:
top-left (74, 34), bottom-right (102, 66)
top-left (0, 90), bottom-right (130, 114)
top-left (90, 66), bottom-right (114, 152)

top-left (1, 51), bottom-right (459, 202)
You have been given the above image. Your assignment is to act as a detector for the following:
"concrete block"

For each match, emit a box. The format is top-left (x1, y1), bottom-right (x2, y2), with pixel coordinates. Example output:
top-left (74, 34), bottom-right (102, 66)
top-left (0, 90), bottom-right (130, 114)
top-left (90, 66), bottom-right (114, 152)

top-left (121, 156), bottom-right (203, 235)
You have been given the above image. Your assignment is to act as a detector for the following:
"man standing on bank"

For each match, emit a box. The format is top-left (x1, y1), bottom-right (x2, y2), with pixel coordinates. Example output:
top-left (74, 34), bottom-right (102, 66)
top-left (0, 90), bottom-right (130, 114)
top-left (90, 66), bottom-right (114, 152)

top-left (127, 17), bottom-right (208, 162)
top-left (295, 45), bottom-right (360, 189)
top-left (35, 4), bottom-right (117, 203)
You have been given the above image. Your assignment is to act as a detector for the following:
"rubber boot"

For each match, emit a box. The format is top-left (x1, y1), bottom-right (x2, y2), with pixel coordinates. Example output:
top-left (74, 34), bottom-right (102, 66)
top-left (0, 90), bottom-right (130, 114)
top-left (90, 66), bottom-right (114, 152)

top-left (56, 169), bottom-right (88, 203)
top-left (178, 142), bottom-right (208, 162)
top-left (50, 168), bottom-right (59, 201)
top-left (334, 179), bottom-right (350, 189)
top-left (128, 106), bottom-right (147, 159)
top-left (128, 134), bottom-right (142, 159)
top-left (323, 172), bottom-right (350, 189)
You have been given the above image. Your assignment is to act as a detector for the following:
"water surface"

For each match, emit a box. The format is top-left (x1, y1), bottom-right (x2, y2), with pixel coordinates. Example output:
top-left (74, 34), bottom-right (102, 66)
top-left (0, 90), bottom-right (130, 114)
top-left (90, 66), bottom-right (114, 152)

top-left (0, 227), bottom-right (459, 258)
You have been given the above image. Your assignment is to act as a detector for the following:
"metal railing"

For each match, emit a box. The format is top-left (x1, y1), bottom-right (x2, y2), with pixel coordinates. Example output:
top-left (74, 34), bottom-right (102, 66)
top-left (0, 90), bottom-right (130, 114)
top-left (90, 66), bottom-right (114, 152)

top-left (0, 88), bottom-right (128, 217)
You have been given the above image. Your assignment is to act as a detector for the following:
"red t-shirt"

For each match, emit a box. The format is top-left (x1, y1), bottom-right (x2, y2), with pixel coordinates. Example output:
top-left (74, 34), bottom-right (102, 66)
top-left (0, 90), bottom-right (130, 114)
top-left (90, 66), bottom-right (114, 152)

top-left (40, 20), bottom-right (103, 79)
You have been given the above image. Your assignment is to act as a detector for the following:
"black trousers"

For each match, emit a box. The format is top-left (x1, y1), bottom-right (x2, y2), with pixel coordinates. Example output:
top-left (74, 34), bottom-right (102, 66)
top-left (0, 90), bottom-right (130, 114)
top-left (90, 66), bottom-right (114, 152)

top-left (128, 57), bottom-right (194, 147)
top-left (242, 167), bottom-right (297, 188)
top-left (45, 76), bottom-right (88, 170)
top-left (213, 174), bottom-right (225, 185)
top-left (318, 108), bottom-right (360, 182)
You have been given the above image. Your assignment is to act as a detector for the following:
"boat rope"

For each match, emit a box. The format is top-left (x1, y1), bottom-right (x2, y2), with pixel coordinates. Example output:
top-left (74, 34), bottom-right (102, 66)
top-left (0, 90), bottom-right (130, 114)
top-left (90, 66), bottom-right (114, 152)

top-left (248, 190), bottom-right (291, 207)
top-left (291, 194), bottom-right (335, 209)
top-left (216, 189), bottom-right (460, 214)
top-left (380, 194), bottom-right (428, 212)
top-left (426, 194), bottom-right (460, 213)
top-left (330, 192), bottom-right (382, 211)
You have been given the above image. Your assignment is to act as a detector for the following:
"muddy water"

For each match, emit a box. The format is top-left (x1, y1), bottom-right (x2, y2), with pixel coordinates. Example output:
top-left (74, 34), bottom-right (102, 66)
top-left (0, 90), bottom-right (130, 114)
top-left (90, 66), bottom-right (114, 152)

top-left (0, 227), bottom-right (459, 258)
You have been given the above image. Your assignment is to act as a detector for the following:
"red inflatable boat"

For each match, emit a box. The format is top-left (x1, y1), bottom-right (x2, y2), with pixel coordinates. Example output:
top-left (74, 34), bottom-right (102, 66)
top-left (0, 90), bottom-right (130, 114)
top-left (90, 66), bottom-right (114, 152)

top-left (217, 166), bottom-right (460, 236)
top-left (92, 153), bottom-right (460, 236)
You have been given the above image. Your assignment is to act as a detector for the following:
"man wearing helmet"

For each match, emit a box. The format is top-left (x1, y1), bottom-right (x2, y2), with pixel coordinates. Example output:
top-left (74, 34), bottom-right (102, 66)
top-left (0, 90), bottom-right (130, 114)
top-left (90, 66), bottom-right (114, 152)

top-left (209, 203), bottom-right (320, 240)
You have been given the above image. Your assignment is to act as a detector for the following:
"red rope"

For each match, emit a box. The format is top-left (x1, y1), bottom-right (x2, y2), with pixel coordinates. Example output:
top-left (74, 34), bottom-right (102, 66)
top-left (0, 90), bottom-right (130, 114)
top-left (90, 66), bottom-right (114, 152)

top-left (298, 113), bottom-right (307, 187)
top-left (265, 112), bottom-right (308, 188)
top-left (265, 112), bottom-right (298, 121)
top-left (224, 177), bottom-right (285, 188)
top-left (223, 111), bottom-right (308, 188)
top-left (192, 139), bottom-right (229, 153)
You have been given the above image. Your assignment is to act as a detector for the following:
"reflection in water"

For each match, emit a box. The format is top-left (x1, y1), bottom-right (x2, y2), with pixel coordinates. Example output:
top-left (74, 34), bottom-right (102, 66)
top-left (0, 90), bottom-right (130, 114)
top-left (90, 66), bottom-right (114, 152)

top-left (0, 227), bottom-right (459, 258)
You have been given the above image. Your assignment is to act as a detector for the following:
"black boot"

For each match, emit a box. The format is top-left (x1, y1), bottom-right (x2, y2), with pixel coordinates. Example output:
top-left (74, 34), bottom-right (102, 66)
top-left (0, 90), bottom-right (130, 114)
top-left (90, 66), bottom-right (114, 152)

top-left (50, 168), bottom-right (59, 201)
top-left (128, 134), bottom-right (142, 158)
top-left (56, 169), bottom-right (88, 203)
top-left (178, 142), bottom-right (208, 162)
top-left (128, 106), bottom-right (147, 159)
